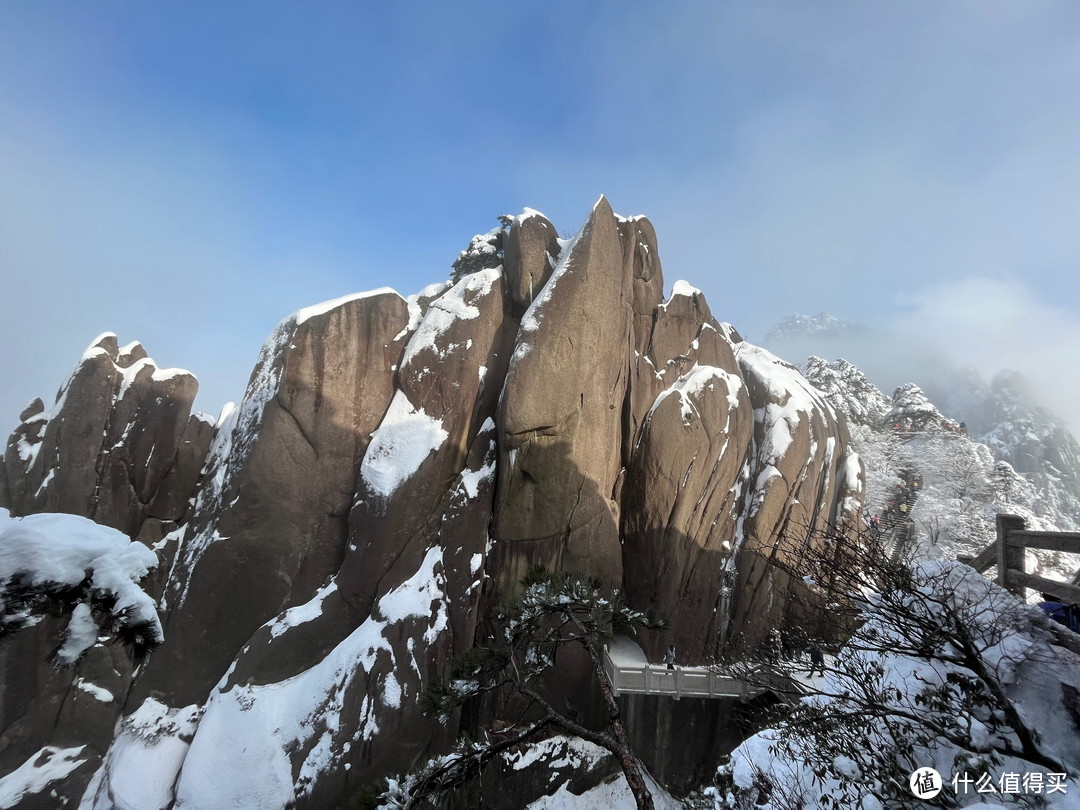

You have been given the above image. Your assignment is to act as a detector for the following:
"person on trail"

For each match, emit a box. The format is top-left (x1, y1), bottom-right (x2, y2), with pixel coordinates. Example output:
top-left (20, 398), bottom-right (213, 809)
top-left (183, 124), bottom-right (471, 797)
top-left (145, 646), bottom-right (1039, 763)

top-left (959, 421), bottom-right (968, 435)
top-left (663, 645), bottom-right (677, 670)
top-left (808, 645), bottom-right (826, 677)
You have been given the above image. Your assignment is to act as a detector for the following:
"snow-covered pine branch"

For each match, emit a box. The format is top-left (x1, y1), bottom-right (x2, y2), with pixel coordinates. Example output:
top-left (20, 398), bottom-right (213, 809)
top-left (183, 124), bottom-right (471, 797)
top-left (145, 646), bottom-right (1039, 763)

top-left (390, 567), bottom-right (667, 809)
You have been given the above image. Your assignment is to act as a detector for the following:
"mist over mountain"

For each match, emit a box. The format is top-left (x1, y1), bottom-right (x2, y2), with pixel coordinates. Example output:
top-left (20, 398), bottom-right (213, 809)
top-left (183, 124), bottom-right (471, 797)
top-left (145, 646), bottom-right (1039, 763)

top-left (765, 311), bottom-right (1080, 441)
top-left (776, 314), bottom-right (1080, 550)
top-left (762, 313), bottom-right (957, 408)
top-left (762, 308), bottom-right (1080, 444)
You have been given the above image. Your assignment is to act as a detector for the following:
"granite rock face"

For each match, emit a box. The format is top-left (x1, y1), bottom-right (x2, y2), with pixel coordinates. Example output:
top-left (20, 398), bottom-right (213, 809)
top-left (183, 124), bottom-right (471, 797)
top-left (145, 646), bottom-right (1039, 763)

top-left (140, 289), bottom-right (414, 708)
top-left (0, 200), bottom-right (862, 808)
top-left (494, 199), bottom-right (632, 590)
top-left (502, 208), bottom-right (561, 316)
top-left (0, 334), bottom-right (207, 541)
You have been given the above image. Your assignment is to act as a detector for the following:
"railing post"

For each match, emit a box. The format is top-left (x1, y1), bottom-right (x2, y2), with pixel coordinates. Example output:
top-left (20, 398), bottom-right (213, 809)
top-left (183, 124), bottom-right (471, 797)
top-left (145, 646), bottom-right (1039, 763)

top-left (997, 513), bottom-right (1027, 598)
top-left (608, 646), bottom-right (620, 697)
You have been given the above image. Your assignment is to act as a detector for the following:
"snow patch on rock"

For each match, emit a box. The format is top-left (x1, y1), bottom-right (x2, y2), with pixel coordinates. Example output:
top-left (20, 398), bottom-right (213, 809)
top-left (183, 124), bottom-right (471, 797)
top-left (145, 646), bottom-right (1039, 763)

top-left (518, 230), bottom-right (581, 338)
top-left (267, 581), bottom-right (339, 638)
top-left (58, 603), bottom-right (99, 665)
top-left (82, 698), bottom-right (202, 810)
top-left (175, 546), bottom-right (450, 807)
top-left (737, 342), bottom-right (834, 466)
top-left (360, 391), bottom-right (448, 501)
top-left (401, 268), bottom-right (500, 368)
top-left (648, 365), bottom-right (743, 425)
top-left (0, 745), bottom-right (87, 808)
top-left (294, 287), bottom-right (400, 325)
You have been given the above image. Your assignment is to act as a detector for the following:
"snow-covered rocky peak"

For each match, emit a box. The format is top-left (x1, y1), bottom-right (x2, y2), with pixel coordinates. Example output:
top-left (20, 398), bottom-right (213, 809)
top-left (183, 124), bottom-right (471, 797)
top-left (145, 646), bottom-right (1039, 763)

top-left (764, 312), bottom-right (865, 342)
top-left (987, 369), bottom-right (1039, 420)
top-left (801, 356), bottom-right (891, 428)
top-left (0, 334), bottom-right (210, 542)
top-left (450, 224), bottom-right (506, 281)
top-left (887, 382), bottom-right (949, 430)
top-left (973, 371), bottom-right (1080, 522)
top-left (796, 352), bottom-right (1080, 552)
top-left (975, 369), bottom-right (1071, 445)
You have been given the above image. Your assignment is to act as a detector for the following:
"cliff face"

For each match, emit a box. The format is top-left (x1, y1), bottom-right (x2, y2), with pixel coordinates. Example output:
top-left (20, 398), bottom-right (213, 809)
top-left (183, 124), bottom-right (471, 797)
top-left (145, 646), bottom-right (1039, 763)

top-left (0, 334), bottom-right (208, 543)
top-left (0, 199), bottom-right (862, 808)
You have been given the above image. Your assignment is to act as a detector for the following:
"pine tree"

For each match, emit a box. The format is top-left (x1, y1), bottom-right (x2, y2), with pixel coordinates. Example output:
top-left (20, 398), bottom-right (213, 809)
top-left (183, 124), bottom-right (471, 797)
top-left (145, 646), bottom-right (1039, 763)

top-left (382, 568), bottom-right (667, 809)
top-left (718, 524), bottom-right (1074, 809)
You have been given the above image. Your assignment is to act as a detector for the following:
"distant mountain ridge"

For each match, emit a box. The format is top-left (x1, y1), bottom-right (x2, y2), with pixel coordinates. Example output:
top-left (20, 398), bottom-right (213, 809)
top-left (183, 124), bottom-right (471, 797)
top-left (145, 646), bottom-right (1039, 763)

top-left (769, 311), bottom-right (1080, 534)
top-left (800, 353), bottom-right (1080, 586)
top-left (763, 312), bottom-right (869, 342)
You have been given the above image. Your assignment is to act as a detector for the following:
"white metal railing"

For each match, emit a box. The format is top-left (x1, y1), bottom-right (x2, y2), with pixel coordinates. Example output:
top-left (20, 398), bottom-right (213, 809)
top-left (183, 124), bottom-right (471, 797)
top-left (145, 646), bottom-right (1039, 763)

top-left (603, 646), bottom-right (763, 700)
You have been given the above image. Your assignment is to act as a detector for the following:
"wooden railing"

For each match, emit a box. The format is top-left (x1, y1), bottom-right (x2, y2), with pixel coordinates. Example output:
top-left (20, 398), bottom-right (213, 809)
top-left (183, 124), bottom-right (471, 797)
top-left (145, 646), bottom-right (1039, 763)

top-left (959, 513), bottom-right (1080, 604)
top-left (602, 647), bottom-right (763, 700)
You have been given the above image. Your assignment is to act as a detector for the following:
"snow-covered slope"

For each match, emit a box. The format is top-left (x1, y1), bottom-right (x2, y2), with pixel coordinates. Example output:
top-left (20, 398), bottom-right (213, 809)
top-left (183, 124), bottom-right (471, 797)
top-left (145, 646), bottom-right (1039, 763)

top-left (716, 561), bottom-right (1080, 809)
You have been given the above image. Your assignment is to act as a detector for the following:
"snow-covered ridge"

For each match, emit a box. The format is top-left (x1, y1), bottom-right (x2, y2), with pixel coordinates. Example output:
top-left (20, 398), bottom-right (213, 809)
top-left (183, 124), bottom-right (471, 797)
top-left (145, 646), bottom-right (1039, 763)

top-left (802, 355), bottom-right (890, 428)
top-left (115, 356), bottom-right (191, 401)
top-left (294, 287), bottom-right (401, 325)
top-left (400, 267), bottom-right (500, 369)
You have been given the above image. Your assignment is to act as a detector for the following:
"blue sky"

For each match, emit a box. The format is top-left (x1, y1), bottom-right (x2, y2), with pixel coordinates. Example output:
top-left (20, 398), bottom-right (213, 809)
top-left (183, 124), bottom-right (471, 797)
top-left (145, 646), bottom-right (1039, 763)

top-left (3, 2), bottom-right (1080, 431)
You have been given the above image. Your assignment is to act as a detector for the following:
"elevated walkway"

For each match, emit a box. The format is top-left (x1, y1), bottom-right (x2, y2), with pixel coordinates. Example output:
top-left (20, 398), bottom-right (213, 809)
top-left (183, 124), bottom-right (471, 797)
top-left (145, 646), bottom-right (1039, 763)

top-left (603, 636), bottom-right (809, 700)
